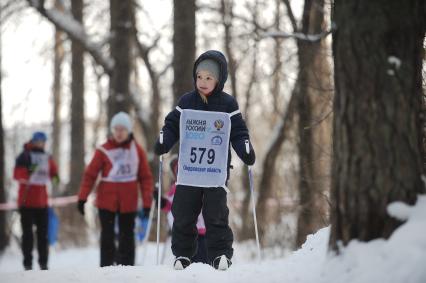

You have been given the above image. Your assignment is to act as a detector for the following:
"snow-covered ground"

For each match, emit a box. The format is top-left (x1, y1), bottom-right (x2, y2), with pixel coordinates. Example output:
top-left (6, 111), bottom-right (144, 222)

top-left (1, 196), bottom-right (426, 283)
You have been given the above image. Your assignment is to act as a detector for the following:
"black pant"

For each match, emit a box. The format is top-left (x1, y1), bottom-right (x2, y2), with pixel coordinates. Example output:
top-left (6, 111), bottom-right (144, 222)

top-left (192, 235), bottom-right (208, 264)
top-left (171, 186), bottom-right (233, 263)
top-left (19, 207), bottom-right (49, 269)
top-left (98, 209), bottom-right (136, 267)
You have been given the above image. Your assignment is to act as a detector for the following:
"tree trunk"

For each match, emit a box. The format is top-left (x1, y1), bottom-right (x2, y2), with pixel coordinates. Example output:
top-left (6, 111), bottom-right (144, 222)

top-left (329, 0), bottom-right (425, 251)
top-left (68, 0), bottom-right (85, 195)
top-left (131, 14), bottom-right (161, 177)
top-left (0, 91), bottom-right (5, 253)
top-left (272, 0), bottom-right (283, 116)
top-left (422, 94), bottom-right (426, 174)
top-left (91, 62), bottom-right (106, 151)
top-left (255, 0), bottom-right (290, 244)
top-left (296, 0), bottom-right (333, 247)
top-left (108, 0), bottom-right (133, 122)
top-left (256, 81), bottom-right (298, 243)
top-left (51, 0), bottom-right (65, 196)
top-left (220, 0), bottom-right (237, 99)
top-left (58, 0), bottom-right (87, 247)
top-left (172, 0), bottom-right (195, 106)
top-left (0, 14), bottom-right (8, 251)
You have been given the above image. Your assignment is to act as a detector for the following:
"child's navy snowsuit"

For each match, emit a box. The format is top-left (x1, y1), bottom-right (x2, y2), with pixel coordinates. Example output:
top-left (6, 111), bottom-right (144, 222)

top-left (155, 50), bottom-right (255, 263)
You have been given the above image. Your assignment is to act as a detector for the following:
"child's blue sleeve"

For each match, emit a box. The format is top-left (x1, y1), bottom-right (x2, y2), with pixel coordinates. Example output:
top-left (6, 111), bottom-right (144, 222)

top-left (157, 107), bottom-right (181, 153)
top-left (229, 99), bottom-right (256, 165)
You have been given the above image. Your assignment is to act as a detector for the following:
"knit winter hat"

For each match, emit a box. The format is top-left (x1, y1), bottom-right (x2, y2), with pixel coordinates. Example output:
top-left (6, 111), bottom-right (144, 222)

top-left (110, 112), bottom-right (133, 133)
top-left (196, 59), bottom-right (220, 81)
top-left (31, 131), bottom-right (47, 143)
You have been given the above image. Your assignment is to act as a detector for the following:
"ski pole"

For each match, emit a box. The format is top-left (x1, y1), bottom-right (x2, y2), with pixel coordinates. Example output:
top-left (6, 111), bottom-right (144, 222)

top-left (245, 140), bottom-right (261, 260)
top-left (156, 131), bottom-right (164, 265)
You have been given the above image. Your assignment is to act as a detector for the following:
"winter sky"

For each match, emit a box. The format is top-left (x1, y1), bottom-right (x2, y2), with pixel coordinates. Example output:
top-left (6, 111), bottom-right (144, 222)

top-left (1, 0), bottom-right (173, 130)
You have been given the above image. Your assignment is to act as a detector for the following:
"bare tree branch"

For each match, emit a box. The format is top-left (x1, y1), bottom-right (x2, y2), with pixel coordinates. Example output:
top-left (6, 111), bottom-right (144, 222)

top-left (198, 3), bottom-right (271, 33)
top-left (220, 0), bottom-right (239, 98)
top-left (133, 32), bottom-right (161, 133)
top-left (1, 0), bottom-right (28, 24)
top-left (303, 109), bottom-right (333, 130)
top-left (262, 27), bottom-right (334, 42)
top-left (281, 0), bottom-right (298, 32)
top-left (26, 0), bottom-right (114, 74)
top-left (159, 63), bottom-right (172, 77)
top-left (256, 78), bottom-right (299, 241)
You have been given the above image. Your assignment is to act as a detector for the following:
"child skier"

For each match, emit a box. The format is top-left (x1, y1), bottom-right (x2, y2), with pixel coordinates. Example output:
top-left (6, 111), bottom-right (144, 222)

top-left (154, 50), bottom-right (256, 270)
top-left (77, 112), bottom-right (153, 267)
top-left (155, 156), bottom-right (208, 264)
top-left (13, 131), bottom-right (59, 270)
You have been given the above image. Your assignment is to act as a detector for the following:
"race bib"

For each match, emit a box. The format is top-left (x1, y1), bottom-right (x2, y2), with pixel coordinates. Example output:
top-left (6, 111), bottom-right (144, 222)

top-left (28, 152), bottom-right (50, 185)
top-left (177, 109), bottom-right (231, 188)
top-left (100, 141), bottom-right (139, 183)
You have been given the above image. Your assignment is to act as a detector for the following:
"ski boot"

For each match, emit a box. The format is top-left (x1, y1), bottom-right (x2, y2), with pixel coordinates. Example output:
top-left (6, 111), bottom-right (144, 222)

top-left (173, 256), bottom-right (191, 270)
top-left (212, 255), bottom-right (232, 271)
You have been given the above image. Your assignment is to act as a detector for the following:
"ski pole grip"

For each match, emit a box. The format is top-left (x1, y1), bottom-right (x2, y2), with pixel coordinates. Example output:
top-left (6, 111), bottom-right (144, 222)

top-left (245, 140), bottom-right (250, 154)
top-left (159, 131), bottom-right (164, 145)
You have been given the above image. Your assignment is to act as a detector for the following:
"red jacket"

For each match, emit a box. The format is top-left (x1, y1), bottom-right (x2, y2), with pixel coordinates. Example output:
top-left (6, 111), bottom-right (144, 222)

top-left (13, 143), bottom-right (59, 208)
top-left (78, 137), bottom-right (153, 213)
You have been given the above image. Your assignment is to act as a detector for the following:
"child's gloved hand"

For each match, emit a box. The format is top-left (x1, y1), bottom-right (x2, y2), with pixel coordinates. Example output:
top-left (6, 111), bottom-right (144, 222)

top-left (153, 190), bottom-right (168, 209)
top-left (154, 140), bottom-right (167, 156)
top-left (243, 149), bottom-right (256, 166)
top-left (77, 200), bottom-right (86, 216)
top-left (142, 207), bottom-right (151, 219)
top-left (242, 141), bottom-right (256, 166)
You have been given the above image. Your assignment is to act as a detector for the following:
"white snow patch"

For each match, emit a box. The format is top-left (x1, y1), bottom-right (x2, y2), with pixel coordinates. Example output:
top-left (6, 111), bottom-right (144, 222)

top-left (388, 56), bottom-right (402, 69)
top-left (387, 69), bottom-right (395, 76)
top-left (322, 196), bottom-right (426, 283)
top-left (387, 201), bottom-right (412, 221)
top-left (2, 196), bottom-right (426, 283)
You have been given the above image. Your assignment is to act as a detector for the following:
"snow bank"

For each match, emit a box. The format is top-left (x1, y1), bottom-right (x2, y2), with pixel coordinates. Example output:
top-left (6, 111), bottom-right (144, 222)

top-left (320, 196), bottom-right (426, 283)
top-left (2, 196), bottom-right (426, 283)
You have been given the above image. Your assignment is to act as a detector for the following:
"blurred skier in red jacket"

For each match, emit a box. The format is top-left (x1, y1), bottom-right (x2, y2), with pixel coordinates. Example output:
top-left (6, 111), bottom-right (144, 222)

top-left (77, 112), bottom-right (153, 267)
top-left (13, 131), bottom-right (59, 270)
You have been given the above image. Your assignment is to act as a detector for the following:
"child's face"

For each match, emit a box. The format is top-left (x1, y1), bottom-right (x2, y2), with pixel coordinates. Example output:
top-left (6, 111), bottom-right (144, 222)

top-left (196, 70), bottom-right (217, 96)
top-left (112, 125), bottom-right (130, 143)
top-left (32, 141), bottom-right (46, 150)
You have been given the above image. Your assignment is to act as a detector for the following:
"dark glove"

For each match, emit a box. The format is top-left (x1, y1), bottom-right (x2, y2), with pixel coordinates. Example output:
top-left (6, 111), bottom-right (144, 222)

top-left (243, 150), bottom-right (256, 166)
top-left (77, 200), bottom-right (86, 216)
top-left (142, 207), bottom-right (151, 218)
top-left (242, 143), bottom-right (256, 166)
top-left (153, 190), bottom-right (168, 209)
top-left (154, 139), bottom-right (167, 156)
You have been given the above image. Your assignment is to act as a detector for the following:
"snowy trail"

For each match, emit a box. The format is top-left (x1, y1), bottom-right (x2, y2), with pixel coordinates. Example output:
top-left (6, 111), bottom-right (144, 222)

top-left (1, 237), bottom-right (326, 283)
top-left (0, 228), bottom-right (328, 283)
top-left (2, 196), bottom-right (426, 283)
top-left (1, 261), bottom-right (315, 283)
